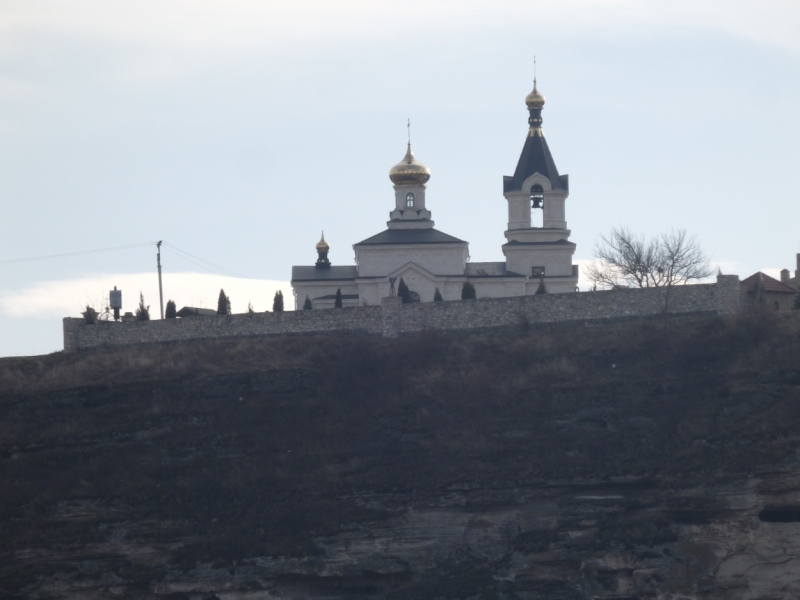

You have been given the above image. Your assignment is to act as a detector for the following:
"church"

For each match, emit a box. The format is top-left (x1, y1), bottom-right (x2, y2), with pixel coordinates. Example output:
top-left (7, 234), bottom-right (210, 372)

top-left (291, 78), bottom-right (579, 309)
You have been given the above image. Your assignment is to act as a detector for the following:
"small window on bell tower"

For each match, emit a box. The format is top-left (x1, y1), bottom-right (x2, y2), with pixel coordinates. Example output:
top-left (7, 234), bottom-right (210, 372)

top-left (531, 185), bottom-right (544, 209)
top-left (406, 192), bottom-right (415, 207)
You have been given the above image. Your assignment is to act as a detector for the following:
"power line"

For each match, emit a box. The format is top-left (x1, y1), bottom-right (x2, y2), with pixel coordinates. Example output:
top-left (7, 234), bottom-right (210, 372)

top-left (163, 242), bottom-right (249, 279)
top-left (0, 242), bottom-right (157, 266)
top-left (161, 249), bottom-right (225, 277)
top-left (0, 240), bottom-right (251, 280)
top-left (163, 244), bottom-right (245, 278)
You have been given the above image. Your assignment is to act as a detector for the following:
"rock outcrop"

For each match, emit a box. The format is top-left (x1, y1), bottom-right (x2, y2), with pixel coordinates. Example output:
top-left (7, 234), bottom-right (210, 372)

top-left (3, 313), bottom-right (800, 599)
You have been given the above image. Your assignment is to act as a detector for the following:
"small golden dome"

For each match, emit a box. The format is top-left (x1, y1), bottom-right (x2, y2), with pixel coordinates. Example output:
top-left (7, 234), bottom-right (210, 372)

top-left (525, 79), bottom-right (545, 110)
top-left (389, 143), bottom-right (431, 186)
top-left (315, 232), bottom-right (329, 252)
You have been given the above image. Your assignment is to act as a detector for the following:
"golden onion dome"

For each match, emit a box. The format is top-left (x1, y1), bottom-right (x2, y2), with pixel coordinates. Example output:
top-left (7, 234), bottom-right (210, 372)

top-left (525, 79), bottom-right (545, 110)
top-left (315, 232), bottom-right (329, 252)
top-left (389, 143), bottom-right (431, 186)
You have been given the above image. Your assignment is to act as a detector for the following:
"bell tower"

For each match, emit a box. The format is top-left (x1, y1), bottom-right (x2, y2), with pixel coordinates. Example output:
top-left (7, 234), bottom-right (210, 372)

top-left (501, 78), bottom-right (578, 292)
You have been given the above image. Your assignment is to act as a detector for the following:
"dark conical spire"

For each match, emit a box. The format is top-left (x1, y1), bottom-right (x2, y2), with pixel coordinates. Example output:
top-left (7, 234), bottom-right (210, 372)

top-left (503, 78), bottom-right (568, 193)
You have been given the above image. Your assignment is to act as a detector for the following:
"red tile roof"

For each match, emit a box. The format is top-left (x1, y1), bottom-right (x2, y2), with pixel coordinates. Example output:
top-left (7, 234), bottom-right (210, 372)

top-left (741, 272), bottom-right (798, 294)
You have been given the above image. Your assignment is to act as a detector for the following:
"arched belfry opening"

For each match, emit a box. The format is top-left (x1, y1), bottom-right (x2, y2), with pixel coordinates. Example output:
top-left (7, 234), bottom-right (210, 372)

top-left (531, 184), bottom-right (544, 228)
top-left (530, 184), bottom-right (544, 209)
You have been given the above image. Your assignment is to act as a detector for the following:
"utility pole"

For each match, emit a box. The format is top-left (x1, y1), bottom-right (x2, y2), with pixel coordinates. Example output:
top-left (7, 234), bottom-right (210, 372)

top-left (156, 241), bottom-right (164, 319)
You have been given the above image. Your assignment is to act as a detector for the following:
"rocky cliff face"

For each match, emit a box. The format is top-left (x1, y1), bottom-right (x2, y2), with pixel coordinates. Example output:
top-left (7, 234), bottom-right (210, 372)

top-left (3, 314), bottom-right (800, 599)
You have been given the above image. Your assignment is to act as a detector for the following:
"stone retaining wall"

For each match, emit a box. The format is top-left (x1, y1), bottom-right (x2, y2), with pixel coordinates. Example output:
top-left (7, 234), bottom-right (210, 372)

top-left (63, 275), bottom-right (740, 352)
top-left (63, 305), bottom-right (384, 353)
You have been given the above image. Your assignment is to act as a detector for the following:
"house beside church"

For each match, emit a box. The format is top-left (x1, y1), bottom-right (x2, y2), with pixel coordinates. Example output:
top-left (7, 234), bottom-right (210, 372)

top-left (291, 78), bottom-right (580, 309)
top-left (741, 271), bottom-right (798, 312)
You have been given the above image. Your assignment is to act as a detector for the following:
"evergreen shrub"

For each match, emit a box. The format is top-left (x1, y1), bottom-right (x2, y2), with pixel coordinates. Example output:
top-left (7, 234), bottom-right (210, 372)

top-left (273, 291), bottom-right (284, 312)
top-left (398, 278), bottom-right (412, 304)
top-left (135, 293), bottom-right (150, 321)
top-left (461, 282), bottom-right (476, 300)
top-left (217, 289), bottom-right (231, 315)
top-left (535, 276), bottom-right (548, 295)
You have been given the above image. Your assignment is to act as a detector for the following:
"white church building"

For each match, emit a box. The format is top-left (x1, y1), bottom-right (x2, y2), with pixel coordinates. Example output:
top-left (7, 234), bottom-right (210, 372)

top-left (291, 79), bottom-right (579, 309)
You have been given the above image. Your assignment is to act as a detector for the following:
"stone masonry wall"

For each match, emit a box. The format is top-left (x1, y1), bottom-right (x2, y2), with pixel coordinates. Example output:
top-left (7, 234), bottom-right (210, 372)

top-left (387, 275), bottom-right (740, 336)
top-left (64, 275), bottom-right (740, 352)
top-left (63, 306), bottom-right (384, 353)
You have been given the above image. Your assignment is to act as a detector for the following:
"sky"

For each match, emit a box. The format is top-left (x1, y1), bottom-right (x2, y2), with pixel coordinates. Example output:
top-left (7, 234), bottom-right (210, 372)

top-left (1, 0), bottom-right (799, 357)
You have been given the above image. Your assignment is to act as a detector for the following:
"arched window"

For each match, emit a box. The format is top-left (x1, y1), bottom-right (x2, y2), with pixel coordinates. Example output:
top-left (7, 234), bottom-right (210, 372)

top-left (530, 185), bottom-right (544, 209)
top-left (406, 192), bottom-right (415, 207)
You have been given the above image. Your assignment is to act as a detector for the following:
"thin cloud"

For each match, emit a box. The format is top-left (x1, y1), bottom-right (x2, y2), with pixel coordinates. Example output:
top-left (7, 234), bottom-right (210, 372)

top-left (2, 1), bottom-right (795, 91)
top-left (0, 272), bottom-right (292, 318)
top-left (2, 1), bottom-right (797, 57)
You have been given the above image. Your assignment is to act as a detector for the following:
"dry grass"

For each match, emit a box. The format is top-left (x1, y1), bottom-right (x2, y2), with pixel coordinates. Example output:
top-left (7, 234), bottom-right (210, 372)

top-left (2, 311), bottom-right (799, 396)
top-left (0, 336), bottom-right (338, 395)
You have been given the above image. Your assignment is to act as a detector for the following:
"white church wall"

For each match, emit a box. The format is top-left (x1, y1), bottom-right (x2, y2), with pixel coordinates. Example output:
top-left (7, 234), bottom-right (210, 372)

top-left (527, 279), bottom-right (578, 294)
top-left (402, 277), bottom-right (469, 302)
top-left (355, 244), bottom-right (468, 278)
top-left (504, 246), bottom-right (576, 279)
top-left (441, 282), bottom-right (465, 301)
top-left (505, 191), bottom-right (531, 230)
top-left (313, 296), bottom-right (360, 309)
top-left (356, 278), bottom-right (464, 305)
top-left (393, 185), bottom-right (427, 211)
top-left (473, 280), bottom-right (528, 298)
top-left (543, 196), bottom-right (567, 229)
top-left (356, 282), bottom-right (382, 307)
top-left (293, 282), bottom-right (360, 308)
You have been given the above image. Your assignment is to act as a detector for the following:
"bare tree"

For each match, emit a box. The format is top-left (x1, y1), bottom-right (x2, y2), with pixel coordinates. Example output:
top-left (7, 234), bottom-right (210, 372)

top-left (586, 227), bottom-right (712, 289)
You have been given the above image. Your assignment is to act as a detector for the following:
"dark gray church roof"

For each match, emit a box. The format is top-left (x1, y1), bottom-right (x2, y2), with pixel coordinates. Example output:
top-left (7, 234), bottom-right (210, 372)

top-left (503, 239), bottom-right (576, 248)
top-left (503, 133), bottom-right (569, 193)
top-left (291, 265), bottom-right (358, 281)
top-left (465, 262), bottom-right (525, 278)
top-left (314, 294), bottom-right (360, 300)
top-left (176, 306), bottom-right (217, 317)
top-left (355, 228), bottom-right (465, 246)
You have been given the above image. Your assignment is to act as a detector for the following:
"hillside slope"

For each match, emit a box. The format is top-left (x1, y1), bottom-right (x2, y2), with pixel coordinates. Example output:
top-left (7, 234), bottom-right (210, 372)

top-left (2, 313), bottom-right (800, 599)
